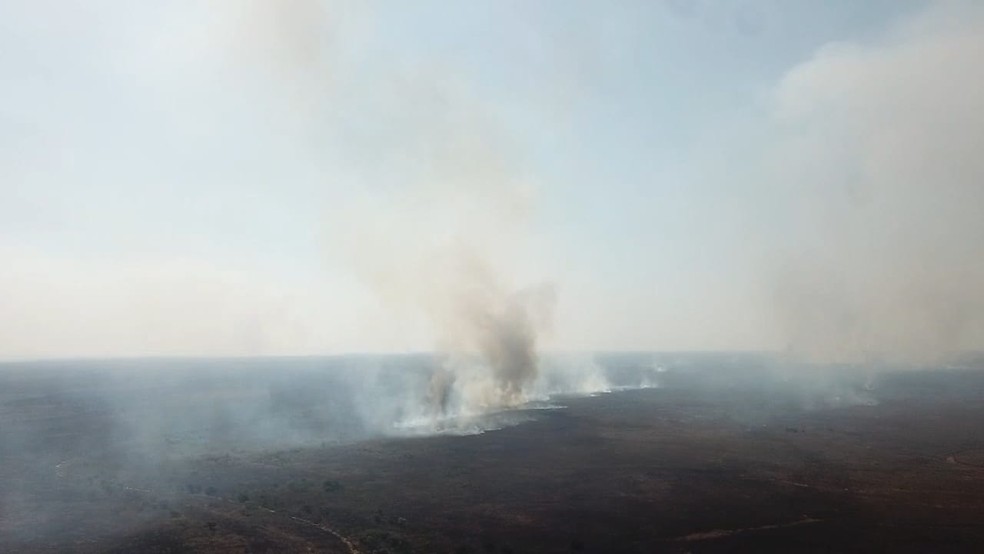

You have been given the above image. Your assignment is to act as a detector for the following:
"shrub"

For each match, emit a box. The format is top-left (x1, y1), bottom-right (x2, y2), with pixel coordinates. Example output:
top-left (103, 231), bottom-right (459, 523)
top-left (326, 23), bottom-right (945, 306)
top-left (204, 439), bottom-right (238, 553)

top-left (322, 479), bottom-right (343, 493)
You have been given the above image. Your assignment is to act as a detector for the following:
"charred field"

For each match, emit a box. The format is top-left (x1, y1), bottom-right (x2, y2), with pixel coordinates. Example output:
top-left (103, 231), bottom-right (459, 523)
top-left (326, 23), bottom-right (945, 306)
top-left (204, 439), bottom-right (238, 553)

top-left (3, 353), bottom-right (984, 553)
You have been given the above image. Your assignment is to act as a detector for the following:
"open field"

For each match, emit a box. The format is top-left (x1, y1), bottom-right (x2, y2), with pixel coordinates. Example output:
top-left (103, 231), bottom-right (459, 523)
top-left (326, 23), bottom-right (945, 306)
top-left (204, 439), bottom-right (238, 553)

top-left (3, 355), bottom-right (984, 552)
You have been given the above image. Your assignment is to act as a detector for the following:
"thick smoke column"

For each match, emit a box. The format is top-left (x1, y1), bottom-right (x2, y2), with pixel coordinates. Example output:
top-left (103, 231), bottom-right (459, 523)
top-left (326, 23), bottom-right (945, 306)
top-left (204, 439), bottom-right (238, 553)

top-left (434, 253), bottom-right (556, 408)
top-left (201, 1), bottom-right (562, 416)
top-left (324, 68), bottom-right (556, 415)
top-left (344, 159), bottom-right (556, 415)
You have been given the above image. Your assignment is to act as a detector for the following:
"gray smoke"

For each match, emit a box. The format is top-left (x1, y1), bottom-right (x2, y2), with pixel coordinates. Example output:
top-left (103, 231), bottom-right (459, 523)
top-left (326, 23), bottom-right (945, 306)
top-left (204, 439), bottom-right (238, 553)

top-left (432, 253), bottom-right (556, 409)
top-left (205, 0), bottom-right (558, 410)
top-left (762, 2), bottom-right (984, 365)
top-left (287, 47), bottom-right (554, 414)
top-left (329, 106), bottom-right (555, 415)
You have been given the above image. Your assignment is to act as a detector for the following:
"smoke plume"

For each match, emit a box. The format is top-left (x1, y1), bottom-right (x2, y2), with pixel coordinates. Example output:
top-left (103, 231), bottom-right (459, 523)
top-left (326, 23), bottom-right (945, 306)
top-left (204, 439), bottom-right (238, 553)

top-left (330, 78), bottom-right (557, 413)
top-left (762, 1), bottom-right (984, 365)
top-left (433, 253), bottom-right (556, 409)
top-left (191, 0), bottom-right (560, 417)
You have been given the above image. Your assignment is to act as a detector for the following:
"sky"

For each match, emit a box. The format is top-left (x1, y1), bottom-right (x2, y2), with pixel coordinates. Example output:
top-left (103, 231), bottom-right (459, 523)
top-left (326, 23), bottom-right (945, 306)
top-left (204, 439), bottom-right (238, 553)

top-left (2, 0), bottom-right (982, 360)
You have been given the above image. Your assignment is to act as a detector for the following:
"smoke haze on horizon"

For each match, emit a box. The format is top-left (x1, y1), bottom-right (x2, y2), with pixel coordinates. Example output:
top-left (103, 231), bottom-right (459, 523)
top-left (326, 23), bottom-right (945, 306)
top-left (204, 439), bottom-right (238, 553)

top-left (1, 0), bottom-right (982, 364)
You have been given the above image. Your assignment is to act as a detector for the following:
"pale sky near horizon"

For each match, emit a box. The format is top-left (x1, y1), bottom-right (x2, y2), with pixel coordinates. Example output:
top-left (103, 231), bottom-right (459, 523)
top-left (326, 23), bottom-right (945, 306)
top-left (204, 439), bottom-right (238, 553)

top-left (3, 0), bottom-right (983, 360)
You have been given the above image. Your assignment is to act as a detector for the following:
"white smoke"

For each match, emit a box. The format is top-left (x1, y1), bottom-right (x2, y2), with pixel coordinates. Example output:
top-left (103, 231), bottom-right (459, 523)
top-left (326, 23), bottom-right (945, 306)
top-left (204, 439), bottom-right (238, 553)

top-left (326, 74), bottom-right (558, 418)
top-left (761, 1), bottom-right (984, 365)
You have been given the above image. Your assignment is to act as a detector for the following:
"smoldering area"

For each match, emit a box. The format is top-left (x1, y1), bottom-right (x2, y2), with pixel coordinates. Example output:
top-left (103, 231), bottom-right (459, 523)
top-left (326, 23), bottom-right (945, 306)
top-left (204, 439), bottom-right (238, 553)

top-left (0, 352), bottom-right (944, 464)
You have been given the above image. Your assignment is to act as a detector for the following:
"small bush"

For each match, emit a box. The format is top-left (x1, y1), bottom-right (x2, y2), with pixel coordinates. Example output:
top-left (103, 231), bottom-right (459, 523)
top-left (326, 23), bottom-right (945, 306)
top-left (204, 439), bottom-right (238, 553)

top-left (322, 479), bottom-right (343, 492)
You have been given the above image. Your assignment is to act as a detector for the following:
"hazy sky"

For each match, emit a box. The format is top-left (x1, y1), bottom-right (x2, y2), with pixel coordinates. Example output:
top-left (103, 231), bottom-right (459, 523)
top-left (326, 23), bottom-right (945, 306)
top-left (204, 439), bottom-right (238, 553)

top-left (3, 0), bottom-right (981, 360)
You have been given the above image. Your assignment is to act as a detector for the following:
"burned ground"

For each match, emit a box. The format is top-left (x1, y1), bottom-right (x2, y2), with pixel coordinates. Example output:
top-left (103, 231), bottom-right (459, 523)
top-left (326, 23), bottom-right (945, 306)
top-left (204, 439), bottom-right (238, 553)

top-left (2, 356), bottom-right (984, 552)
